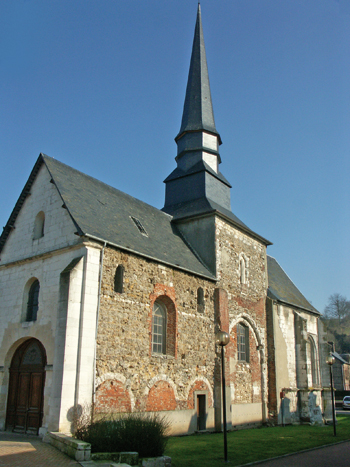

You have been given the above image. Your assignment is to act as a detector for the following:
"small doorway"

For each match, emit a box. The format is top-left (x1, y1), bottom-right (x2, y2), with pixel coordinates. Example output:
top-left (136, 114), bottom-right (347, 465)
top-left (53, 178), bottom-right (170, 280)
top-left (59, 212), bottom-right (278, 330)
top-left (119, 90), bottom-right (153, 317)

top-left (5, 339), bottom-right (46, 435)
top-left (197, 394), bottom-right (206, 431)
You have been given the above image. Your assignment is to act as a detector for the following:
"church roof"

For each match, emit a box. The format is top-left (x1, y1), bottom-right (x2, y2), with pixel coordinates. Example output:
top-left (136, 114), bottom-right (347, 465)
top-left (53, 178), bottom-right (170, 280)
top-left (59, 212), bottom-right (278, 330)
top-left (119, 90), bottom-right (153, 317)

top-left (267, 255), bottom-right (319, 314)
top-left (176, 4), bottom-right (221, 143)
top-left (0, 154), bottom-right (216, 280)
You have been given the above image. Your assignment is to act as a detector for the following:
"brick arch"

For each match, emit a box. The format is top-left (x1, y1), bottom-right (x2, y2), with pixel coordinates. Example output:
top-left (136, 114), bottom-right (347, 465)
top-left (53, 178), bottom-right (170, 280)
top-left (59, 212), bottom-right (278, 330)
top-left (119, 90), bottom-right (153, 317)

top-left (146, 379), bottom-right (177, 412)
top-left (186, 378), bottom-right (213, 409)
top-left (95, 374), bottom-right (133, 413)
top-left (227, 315), bottom-right (265, 405)
top-left (149, 284), bottom-right (178, 357)
top-left (229, 313), bottom-right (262, 347)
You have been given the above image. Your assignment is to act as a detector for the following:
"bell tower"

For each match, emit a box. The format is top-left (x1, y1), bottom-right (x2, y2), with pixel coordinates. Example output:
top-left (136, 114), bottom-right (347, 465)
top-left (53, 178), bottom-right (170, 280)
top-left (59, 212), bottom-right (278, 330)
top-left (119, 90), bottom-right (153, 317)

top-left (163, 4), bottom-right (233, 221)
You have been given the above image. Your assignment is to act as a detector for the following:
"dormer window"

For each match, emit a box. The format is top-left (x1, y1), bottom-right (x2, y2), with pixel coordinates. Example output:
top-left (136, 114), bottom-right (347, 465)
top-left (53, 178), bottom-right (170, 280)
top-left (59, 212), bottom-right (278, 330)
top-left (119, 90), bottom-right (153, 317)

top-left (33, 212), bottom-right (45, 240)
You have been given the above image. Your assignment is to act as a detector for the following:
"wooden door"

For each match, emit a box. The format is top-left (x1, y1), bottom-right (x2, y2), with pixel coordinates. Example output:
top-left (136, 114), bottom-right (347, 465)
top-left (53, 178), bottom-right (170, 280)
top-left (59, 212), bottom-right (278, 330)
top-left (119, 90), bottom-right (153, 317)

top-left (6, 339), bottom-right (46, 435)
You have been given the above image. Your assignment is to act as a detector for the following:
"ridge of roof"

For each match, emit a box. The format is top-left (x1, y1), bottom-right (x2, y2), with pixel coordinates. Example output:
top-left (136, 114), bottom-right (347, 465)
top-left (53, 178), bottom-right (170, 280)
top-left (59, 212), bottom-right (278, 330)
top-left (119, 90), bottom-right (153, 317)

top-left (0, 153), bottom-right (216, 280)
top-left (0, 155), bottom-right (45, 253)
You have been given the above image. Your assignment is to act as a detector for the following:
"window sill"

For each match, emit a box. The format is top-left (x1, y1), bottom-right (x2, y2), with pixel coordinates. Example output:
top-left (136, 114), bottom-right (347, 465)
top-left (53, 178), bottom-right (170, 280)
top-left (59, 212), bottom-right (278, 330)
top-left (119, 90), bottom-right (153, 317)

top-left (151, 353), bottom-right (175, 360)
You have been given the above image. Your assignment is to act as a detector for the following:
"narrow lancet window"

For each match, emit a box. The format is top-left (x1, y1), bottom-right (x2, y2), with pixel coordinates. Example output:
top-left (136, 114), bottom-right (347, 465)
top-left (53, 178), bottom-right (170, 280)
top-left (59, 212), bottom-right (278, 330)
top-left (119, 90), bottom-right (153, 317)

top-left (26, 280), bottom-right (40, 321)
top-left (197, 287), bottom-right (205, 313)
top-left (114, 265), bottom-right (124, 293)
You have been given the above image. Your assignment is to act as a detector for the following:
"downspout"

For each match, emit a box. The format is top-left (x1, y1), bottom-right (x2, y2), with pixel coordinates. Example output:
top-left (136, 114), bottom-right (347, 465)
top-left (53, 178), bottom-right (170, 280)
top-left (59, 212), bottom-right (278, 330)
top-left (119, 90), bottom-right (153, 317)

top-left (92, 242), bottom-right (106, 411)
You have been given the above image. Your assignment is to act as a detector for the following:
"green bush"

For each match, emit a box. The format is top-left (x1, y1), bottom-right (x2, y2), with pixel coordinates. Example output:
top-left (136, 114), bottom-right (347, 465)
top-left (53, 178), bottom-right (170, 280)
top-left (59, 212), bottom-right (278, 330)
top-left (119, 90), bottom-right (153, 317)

top-left (74, 412), bottom-right (170, 457)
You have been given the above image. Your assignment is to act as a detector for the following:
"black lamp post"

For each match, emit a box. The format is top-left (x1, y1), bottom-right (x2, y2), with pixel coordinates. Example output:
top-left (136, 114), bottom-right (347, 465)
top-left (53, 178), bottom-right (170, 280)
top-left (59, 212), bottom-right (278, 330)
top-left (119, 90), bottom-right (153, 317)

top-left (216, 330), bottom-right (230, 463)
top-left (326, 352), bottom-right (336, 437)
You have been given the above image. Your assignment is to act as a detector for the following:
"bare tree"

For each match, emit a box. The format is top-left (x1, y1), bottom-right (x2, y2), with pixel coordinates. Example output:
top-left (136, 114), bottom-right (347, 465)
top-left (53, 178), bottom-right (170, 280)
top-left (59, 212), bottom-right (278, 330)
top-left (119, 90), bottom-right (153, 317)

top-left (324, 293), bottom-right (350, 325)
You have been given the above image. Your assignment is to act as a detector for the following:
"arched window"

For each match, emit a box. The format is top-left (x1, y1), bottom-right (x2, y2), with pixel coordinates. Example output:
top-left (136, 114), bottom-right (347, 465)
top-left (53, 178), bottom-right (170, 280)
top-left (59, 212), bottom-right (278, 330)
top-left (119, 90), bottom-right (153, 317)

top-left (307, 337), bottom-right (319, 386)
top-left (197, 287), bottom-right (205, 313)
top-left (33, 212), bottom-right (45, 240)
top-left (26, 280), bottom-right (40, 321)
top-left (237, 323), bottom-right (249, 362)
top-left (152, 301), bottom-right (167, 354)
top-left (114, 265), bottom-right (124, 293)
top-left (240, 255), bottom-right (248, 285)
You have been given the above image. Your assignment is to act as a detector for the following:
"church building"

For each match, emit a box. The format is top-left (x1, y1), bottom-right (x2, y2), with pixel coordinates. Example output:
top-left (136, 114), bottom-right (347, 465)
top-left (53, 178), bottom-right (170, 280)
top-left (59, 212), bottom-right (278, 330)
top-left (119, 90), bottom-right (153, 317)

top-left (0, 5), bottom-right (329, 436)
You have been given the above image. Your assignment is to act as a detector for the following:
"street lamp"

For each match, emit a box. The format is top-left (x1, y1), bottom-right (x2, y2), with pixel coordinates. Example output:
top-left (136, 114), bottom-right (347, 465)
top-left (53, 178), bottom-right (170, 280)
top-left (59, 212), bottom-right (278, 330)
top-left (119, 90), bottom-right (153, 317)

top-left (216, 330), bottom-right (230, 463)
top-left (326, 352), bottom-right (336, 436)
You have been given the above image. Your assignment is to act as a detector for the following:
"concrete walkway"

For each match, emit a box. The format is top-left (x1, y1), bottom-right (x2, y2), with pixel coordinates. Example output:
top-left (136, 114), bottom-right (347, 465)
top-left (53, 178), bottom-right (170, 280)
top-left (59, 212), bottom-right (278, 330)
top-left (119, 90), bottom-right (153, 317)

top-left (0, 432), bottom-right (80, 467)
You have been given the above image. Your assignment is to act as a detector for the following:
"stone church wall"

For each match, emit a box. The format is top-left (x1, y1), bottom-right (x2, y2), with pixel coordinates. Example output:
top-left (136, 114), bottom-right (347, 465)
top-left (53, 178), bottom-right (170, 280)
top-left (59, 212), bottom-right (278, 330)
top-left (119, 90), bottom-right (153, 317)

top-left (95, 246), bottom-right (217, 433)
top-left (266, 299), bottom-right (324, 425)
top-left (215, 217), bottom-right (268, 426)
top-left (95, 216), bottom-right (269, 433)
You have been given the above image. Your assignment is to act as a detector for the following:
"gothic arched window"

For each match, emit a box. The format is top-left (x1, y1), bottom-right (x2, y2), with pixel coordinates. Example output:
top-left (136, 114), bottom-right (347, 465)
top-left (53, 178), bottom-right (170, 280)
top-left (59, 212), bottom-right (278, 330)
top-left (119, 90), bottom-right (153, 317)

top-left (26, 280), bottom-right (40, 321)
top-left (308, 336), bottom-right (319, 386)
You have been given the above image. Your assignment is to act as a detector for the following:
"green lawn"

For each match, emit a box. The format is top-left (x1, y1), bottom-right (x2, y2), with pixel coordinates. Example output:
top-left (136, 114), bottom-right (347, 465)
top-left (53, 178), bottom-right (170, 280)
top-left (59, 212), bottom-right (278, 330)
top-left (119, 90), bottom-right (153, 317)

top-left (165, 416), bottom-right (350, 467)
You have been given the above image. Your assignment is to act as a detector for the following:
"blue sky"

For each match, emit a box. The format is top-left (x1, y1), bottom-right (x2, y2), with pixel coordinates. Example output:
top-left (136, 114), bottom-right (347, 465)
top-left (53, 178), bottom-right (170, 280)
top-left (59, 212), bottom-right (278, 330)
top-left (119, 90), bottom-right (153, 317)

top-left (1, 0), bottom-right (349, 313)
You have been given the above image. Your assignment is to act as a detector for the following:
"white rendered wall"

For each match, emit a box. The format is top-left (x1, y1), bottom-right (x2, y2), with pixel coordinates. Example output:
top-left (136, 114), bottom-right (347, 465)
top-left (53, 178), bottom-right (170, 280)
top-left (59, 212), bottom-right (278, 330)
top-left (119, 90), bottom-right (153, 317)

top-left (0, 164), bottom-right (80, 264)
top-left (0, 164), bottom-right (101, 433)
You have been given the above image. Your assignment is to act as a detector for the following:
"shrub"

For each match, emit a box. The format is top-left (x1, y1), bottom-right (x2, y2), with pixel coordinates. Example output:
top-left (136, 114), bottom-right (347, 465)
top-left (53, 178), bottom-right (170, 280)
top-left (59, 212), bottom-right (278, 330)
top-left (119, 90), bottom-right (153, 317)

top-left (74, 412), bottom-right (170, 457)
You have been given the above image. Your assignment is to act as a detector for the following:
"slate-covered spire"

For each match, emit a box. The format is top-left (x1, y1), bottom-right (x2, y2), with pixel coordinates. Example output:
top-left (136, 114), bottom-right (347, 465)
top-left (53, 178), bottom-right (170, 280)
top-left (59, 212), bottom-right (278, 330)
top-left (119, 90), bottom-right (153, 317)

top-left (176, 3), bottom-right (221, 142)
top-left (163, 4), bottom-right (233, 221)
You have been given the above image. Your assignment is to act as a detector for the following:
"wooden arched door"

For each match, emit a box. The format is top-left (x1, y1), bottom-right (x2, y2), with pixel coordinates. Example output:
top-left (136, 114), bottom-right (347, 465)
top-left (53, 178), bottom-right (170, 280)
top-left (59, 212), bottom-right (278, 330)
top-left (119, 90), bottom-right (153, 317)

top-left (6, 339), bottom-right (46, 434)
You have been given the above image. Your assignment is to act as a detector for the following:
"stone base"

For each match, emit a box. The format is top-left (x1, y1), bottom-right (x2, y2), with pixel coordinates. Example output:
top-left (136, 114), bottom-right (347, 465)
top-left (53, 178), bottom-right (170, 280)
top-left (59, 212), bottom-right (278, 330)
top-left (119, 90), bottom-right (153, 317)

top-left (92, 452), bottom-right (138, 465)
top-left (43, 432), bottom-right (91, 461)
top-left (141, 457), bottom-right (171, 467)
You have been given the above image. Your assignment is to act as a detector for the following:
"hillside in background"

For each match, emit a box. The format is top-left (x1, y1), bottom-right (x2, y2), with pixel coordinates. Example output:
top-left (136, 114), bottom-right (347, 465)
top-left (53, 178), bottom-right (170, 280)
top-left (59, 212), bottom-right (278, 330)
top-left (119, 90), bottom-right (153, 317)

top-left (322, 314), bottom-right (350, 354)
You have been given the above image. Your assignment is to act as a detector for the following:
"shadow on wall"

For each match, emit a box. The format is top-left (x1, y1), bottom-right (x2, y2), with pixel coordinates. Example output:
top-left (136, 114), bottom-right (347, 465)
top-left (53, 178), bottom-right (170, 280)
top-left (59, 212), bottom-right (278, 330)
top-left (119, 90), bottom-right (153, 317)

top-left (66, 404), bottom-right (84, 433)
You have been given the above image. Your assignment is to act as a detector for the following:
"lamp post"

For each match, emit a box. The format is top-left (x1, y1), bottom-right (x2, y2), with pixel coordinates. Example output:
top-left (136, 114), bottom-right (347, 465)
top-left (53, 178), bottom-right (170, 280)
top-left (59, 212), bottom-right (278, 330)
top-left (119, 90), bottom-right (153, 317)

top-left (326, 352), bottom-right (336, 437)
top-left (216, 330), bottom-right (230, 463)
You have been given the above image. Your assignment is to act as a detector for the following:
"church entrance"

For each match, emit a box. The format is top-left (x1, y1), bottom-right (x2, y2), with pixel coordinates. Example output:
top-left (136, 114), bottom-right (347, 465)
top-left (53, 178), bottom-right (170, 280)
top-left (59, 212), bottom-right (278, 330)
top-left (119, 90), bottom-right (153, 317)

top-left (5, 339), bottom-right (46, 435)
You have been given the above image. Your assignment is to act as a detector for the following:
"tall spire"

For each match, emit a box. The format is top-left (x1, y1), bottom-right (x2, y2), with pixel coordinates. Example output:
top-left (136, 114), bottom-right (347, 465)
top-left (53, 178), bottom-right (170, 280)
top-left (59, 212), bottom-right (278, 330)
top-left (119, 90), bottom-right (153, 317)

top-left (163, 4), bottom-right (233, 222)
top-left (176, 3), bottom-right (221, 142)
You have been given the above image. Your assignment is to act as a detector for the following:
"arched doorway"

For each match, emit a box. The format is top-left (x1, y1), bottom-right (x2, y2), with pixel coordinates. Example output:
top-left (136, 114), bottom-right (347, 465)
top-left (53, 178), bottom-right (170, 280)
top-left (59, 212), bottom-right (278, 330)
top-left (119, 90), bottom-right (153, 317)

top-left (5, 339), bottom-right (46, 434)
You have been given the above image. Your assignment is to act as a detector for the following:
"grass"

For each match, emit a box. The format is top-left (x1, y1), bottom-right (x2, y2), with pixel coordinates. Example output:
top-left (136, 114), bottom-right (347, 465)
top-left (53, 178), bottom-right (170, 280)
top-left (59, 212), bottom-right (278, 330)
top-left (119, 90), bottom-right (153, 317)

top-left (165, 416), bottom-right (350, 467)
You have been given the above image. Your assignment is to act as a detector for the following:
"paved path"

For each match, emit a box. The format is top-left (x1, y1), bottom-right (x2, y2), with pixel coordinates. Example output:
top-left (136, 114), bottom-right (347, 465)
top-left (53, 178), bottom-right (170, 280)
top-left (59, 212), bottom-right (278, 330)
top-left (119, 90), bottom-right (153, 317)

top-left (1, 431), bottom-right (349, 467)
top-left (0, 432), bottom-right (80, 467)
top-left (248, 441), bottom-right (350, 467)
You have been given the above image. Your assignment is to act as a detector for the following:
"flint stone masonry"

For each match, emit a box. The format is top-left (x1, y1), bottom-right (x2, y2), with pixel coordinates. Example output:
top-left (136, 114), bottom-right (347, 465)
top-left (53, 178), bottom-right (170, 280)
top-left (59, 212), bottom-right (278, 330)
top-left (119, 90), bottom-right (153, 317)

top-left (96, 247), bottom-right (216, 421)
top-left (95, 214), bottom-right (269, 432)
top-left (215, 217), bottom-right (268, 423)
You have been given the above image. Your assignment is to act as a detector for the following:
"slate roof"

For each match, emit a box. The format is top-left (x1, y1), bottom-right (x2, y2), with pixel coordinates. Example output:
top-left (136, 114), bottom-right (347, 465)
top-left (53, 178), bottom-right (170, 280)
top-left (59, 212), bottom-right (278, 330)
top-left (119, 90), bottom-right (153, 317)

top-left (0, 154), bottom-right (216, 280)
top-left (332, 352), bottom-right (350, 365)
top-left (267, 255), bottom-right (319, 314)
